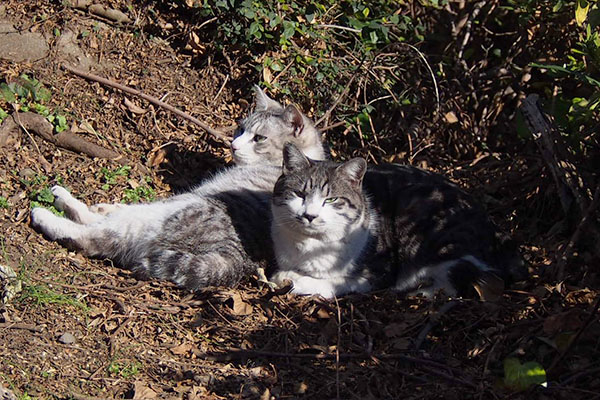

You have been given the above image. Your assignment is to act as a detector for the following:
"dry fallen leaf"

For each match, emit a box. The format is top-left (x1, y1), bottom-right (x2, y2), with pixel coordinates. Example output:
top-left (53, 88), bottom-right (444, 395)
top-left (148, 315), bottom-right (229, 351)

top-left (229, 293), bottom-right (253, 316)
top-left (132, 381), bottom-right (158, 399)
top-left (124, 97), bottom-right (147, 114)
top-left (444, 111), bottom-right (459, 124)
top-left (170, 342), bottom-right (193, 355)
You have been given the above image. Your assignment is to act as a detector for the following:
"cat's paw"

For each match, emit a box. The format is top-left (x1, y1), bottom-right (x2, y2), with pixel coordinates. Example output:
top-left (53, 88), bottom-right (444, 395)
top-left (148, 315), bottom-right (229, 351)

top-left (51, 185), bottom-right (74, 212)
top-left (89, 203), bottom-right (124, 215)
top-left (291, 276), bottom-right (336, 298)
top-left (30, 207), bottom-right (62, 240)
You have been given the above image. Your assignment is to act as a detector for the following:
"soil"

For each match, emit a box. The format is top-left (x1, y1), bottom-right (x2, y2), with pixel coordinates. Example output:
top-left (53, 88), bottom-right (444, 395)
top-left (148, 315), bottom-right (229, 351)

top-left (0, 1), bottom-right (598, 399)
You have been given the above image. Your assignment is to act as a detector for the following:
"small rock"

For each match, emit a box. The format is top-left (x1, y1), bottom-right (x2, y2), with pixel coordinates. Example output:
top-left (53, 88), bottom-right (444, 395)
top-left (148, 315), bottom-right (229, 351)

top-left (0, 31), bottom-right (49, 62)
top-left (58, 332), bottom-right (76, 345)
top-left (0, 20), bottom-right (14, 34)
top-left (18, 168), bottom-right (36, 180)
top-left (0, 384), bottom-right (17, 400)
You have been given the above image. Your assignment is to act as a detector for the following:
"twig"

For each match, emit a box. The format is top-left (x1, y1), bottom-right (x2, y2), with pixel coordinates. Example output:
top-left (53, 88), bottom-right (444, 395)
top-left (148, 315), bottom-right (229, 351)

top-left (549, 295), bottom-right (600, 373)
top-left (0, 322), bottom-right (43, 332)
top-left (556, 182), bottom-right (600, 279)
top-left (315, 74), bottom-right (357, 127)
top-left (391, 39), bottom-right (441, 117)
top-left (315, 24), bottom-right (361, 33)
top-left (521, 94), bottom-right (591, 214)
top-left (414, 300), bottom-right (459, 350)
top-left (334, 295), bottom-right (341, 400)
top-left (319, 120), bottom-right (346, 132)
top-left (62, 64), bottom-right (229, 142)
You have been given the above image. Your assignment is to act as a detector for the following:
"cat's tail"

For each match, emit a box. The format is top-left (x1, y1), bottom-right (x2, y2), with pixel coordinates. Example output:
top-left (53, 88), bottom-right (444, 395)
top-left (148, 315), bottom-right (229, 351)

top-left (135, 245), bottom-right (259, 291)
top-left (448, 235), bottom-right (526, 300)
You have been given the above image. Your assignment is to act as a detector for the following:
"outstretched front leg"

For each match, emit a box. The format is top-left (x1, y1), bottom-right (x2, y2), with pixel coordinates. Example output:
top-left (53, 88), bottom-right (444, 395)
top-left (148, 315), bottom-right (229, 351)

top-left (30, 207), bottom-right (89, 249)
top-left (52, 185), bottom-right (126, 224)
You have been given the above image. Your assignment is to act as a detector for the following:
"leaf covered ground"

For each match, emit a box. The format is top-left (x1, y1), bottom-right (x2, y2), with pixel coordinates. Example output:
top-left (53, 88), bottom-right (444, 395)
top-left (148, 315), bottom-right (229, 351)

top-left (0, 1), bottom-right (599, 399)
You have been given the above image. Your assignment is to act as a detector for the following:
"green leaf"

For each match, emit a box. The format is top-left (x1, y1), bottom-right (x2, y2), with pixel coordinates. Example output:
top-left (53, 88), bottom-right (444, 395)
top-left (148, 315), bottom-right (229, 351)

top-left (0, 83), bottom-right (16, 103)
top-left (576, 0), bottom-right (591, 26)
top-left (503, 358), bottom-right (547, 391)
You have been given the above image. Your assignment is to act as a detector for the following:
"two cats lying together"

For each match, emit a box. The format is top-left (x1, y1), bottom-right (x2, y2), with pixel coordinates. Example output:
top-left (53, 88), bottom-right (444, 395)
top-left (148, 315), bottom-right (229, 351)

top-left (31, 88), bottom-right (526, 299)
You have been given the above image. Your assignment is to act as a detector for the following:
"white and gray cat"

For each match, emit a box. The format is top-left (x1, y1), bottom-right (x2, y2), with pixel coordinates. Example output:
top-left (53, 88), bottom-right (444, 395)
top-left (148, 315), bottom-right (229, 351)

top-left (270, 143), bottom-right (525, 299)
top-left (30, 87), bottom-right (327, 290)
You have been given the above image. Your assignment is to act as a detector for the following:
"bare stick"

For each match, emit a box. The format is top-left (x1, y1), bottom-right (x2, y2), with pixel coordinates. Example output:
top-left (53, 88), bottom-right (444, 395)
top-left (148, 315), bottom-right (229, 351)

top-left (549, 295), bottom-right (600, 372)
top-left (556, 182), bottom-right (600, 279)
top-left (521, 94), bottom-right (591, 214)
top-left (1, 112), bottom-right (134, 167)
top-left (62, 64), bottom-right (229, 142)
top-left (315, 74), bottom-right (356, 127)
top-left (0, 322), bottom-right (44, 332)
top-left (414, 300), bottom-right (459, 350)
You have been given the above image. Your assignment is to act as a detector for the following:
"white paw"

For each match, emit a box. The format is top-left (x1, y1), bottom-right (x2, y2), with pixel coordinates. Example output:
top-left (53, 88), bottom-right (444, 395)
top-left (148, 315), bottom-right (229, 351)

top-left (89, 203), bottom-right (124, 215)
top-left (51, 185), bottom-right (73, 212)
top-left (291, 276), bottom-right (336, 298)
top-left (30, 207), bottom-right (61, 240)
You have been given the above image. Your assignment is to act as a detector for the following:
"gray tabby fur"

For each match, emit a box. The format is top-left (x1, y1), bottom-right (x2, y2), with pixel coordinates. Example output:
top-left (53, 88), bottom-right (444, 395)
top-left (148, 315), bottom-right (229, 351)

top-left (30, 88), bottom-right (327, 291)
top-left (271, 143), bottom-right (525, 299)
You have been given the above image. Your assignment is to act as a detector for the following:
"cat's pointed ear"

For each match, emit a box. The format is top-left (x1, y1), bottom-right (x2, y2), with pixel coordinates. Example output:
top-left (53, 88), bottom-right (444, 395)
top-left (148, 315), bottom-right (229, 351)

top-left (336, 158), bottom-right (367, 190)
top-left (283, 142), bottom-right (310, 174)
top-left (283, 104), bottom-right (304, 137)
top-left (254, 85), bottom-right (282, 111)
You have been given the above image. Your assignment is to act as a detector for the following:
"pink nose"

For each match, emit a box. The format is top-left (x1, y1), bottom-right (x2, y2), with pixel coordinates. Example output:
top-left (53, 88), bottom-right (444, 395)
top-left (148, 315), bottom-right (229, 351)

top-left (231, 142), bottom-right (239, 151)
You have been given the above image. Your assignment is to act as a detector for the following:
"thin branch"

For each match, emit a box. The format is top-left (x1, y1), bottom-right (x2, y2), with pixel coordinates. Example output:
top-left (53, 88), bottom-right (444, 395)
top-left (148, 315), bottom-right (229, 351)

top-left (556, 181), bottom-right (600, 279)
top-left (0, 322), bottom-right (44, 332)
top-left (549, 295), bottom-right (600, 372)
top-left (315, 74), bottom-right (357, 127)
top-left (62, 64), bottom-right (229, 142)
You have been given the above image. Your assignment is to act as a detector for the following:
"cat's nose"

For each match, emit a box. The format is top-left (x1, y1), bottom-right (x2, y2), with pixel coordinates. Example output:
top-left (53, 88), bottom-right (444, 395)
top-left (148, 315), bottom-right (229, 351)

top-left (303, 213), bottom-right (317, 223)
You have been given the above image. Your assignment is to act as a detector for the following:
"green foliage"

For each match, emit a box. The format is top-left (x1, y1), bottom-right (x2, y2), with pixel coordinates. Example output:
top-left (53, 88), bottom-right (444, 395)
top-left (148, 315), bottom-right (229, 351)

top-left (19, 283), bottom-right (89, 312)
top-left (108, 360), bottom-right (141, 378)
top-left (189, 0), bottom-right (428, 133)
top-left (502, 357), bottom-right (547, 391)
top-left (0, 74), bottom-right (69, 133)
top-left (20, 173), bottom-right (63, 215)
top-left (0, 196), bottom-right (9, 209)
top-left (99, 165), bottom-right (132, 190)
top-left (526, 0), bottom-right (600, 144)
top-left (122, 184), bottom-right (156, 203)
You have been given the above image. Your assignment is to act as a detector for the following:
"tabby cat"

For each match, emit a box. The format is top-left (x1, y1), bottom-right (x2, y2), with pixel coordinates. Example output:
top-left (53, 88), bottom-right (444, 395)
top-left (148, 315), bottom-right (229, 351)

top-left (31, 88), bottom-right (327, 290)
top-left (270, 143), bottom-right (524, 299)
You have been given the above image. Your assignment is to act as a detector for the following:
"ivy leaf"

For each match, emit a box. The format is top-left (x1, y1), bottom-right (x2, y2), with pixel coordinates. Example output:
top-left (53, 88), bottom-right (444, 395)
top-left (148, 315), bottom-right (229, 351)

top-left (0, 83), bottom-right (16, 103)
top-left (503, 358), bottom-right (547, 391)
top-left (576, 0), bottom-right (591, 26)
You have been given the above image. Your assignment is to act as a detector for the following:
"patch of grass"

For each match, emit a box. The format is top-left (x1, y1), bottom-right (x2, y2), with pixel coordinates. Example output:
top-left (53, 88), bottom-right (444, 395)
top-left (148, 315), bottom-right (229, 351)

top-left (0, 196), bottom-right (9, 209)
top-left (99, 165), bottom-right (131, 190)
top-left (19, 282), bottom-right (89, 313)
top-left (122, 184), bottom-right (156, 203)
top-left (107, 359), bottom-right (141, 378)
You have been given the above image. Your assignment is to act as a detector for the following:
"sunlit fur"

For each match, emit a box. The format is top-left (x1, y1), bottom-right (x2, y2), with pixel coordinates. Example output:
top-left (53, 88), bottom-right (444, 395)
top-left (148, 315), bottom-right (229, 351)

top-left (231, 86), bottom-right (325, 165)
top-left (270, 144), bottom-right (525, 299)
top-left (30, 88), bottom-right (328, 291)
top-left (271, 144), bottom-right (374, 298)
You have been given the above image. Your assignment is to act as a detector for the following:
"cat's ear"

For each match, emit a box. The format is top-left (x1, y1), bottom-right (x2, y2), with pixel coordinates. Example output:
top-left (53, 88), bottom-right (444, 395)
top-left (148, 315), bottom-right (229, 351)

top-left (254, 85), bottom-right (282, 111)
top-left (283, 142), bottom-right (311, 174)
top-left (336, 158), bottom-right (367, 190)
top-left (283, 104), bottom-right (304, 137)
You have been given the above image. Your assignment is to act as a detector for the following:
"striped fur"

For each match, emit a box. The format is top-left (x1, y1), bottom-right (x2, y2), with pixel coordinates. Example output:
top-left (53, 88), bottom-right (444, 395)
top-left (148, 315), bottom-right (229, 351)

top-left (30, 91), bottom-right (328, 291)
top-left (270, 144), bottom-right (525, 299)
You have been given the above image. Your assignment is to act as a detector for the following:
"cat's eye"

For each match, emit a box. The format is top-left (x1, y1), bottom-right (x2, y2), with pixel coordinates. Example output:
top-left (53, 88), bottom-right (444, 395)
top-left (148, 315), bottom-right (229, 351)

top-left (294, 190), bottom-right (305, 199)
top-left (253, 135), bottom-right (267, 143)
top-left (324, 197), bottom-right (338, 204)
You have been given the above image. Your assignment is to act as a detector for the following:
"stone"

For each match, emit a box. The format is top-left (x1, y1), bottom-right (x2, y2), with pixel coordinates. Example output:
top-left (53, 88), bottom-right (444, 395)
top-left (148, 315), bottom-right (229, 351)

top-left (58, 332), bottom-right (76, 345)
top-left (0, 30), bottom-right (49, 62)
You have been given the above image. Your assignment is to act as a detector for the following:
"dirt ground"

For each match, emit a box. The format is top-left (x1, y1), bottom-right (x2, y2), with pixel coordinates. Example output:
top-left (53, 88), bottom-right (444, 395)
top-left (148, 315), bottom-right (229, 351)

top-left (0, 1), bottom-right (599, 399)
